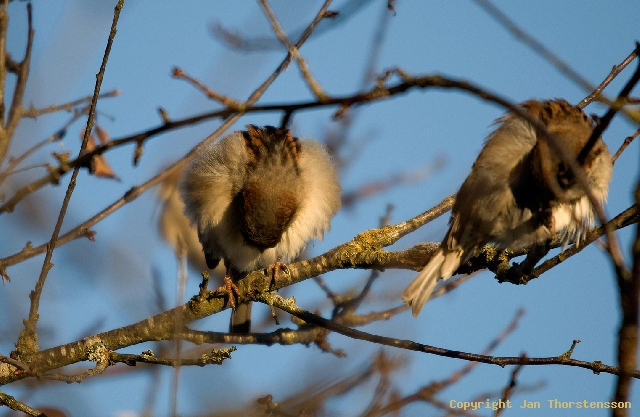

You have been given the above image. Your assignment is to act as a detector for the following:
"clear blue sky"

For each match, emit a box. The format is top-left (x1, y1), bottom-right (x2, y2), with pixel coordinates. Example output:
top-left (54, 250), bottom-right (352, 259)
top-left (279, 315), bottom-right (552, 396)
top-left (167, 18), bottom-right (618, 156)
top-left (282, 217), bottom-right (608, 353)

top-left (0, 1), bottom-right (638, 416)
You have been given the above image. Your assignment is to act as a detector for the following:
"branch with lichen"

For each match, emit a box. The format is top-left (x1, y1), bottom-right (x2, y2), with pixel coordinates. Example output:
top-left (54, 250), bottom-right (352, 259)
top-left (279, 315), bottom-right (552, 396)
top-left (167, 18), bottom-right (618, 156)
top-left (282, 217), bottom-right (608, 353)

top-left (2, 198), bottom-right (636, 386)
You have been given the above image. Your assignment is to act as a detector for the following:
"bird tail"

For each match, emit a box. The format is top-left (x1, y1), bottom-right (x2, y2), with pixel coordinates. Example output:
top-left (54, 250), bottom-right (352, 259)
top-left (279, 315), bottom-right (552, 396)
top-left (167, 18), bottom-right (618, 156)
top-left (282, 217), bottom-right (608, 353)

top-left (230, 302), bottom-right (252, 333)
top-left (402, 248), bottom-right (463, 317)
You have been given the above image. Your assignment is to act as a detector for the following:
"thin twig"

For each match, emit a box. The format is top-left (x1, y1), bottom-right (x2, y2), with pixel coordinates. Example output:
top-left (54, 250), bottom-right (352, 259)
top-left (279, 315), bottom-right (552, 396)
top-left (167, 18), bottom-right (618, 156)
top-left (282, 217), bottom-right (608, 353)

top-left (170, 249), bottom-right (188, 417)
top-left (365, 309), bottom-right (524, 417)
top-left (21, 89), bottom-right (120, 119)
top-left (578, 45), bottom-right (640, 165)
top-left (210, 0), bottom-right (367, 51)
top-left (41, 360), bottom-right (109, 383)
top-left (0, 108), bottom-right (85, 186)
top-left (259, 0), bottom-right (329, 101)
top-left (494, 354), bottom-right (527, 417)
top-left (16, 0), bottom-right (124, 357)
top-left (0, 4), bottom-right (10, 163)
top-left (107, 348), bottom-right (235, 368)
top-left (5, 3), bottom-right (33, 139)
top-left (0, 391), bottom-right (44, 417)
top-left (0, 354), bottom-right (31, 373)
top-left (171, 67), bottom-right (242, 108)
top-left (259, 293), bottom-right (640, 378)
top-left (612, 127), bottom-right (640, 163)
top-left (580, 48), bottom-right (640, 108)
top-left (313, 275), bottom-right (342, 303)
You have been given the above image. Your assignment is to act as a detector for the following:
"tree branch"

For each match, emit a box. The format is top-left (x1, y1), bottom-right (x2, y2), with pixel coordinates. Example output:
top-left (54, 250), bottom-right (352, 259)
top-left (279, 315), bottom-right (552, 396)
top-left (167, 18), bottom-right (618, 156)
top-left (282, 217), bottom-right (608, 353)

top-left (4, 2), bottom-right (33, 139)
top-left (16, 0), bottom-right (124, 358)
top-left (260, 293), bottom-right (640, 378)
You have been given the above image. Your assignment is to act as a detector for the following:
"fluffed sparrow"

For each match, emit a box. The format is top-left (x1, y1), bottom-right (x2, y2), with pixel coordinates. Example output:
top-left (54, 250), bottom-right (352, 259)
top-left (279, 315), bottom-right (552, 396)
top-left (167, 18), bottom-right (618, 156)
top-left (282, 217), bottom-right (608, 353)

top-left (403, 99), bottom-right (613, 317)
top-left (181, 125), bottom-right (342, 331)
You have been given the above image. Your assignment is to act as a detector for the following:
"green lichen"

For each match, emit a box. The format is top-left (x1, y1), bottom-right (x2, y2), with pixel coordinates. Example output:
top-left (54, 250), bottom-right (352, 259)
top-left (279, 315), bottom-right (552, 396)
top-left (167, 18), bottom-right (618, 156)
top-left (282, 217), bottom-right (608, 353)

top-left (140, 349), bottom-right (154, 358)
top-left (200, 346), bottom-right (236, 365)
top-left (15, 328), bottom-right (39, 357)
top-left (591, 360), bottom-right (605, 374)
top-left (337, 227), bottom-right (395, 268)
top-left (557, 340), bottom-right (580, 360)
top-left (86, 338), bottom-right (109, 365)
top-left (353, 226), bottom-right (395, 249)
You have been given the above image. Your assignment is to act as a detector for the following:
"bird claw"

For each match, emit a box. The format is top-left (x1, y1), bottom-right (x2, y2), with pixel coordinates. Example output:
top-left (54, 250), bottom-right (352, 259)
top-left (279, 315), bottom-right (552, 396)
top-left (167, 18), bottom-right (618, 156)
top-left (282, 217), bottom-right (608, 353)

top-left (496, 262), bottom-right (531, 285)
top-left (216, 276), bottom-right (240, 309)
top-left (266, 259), bottom-right (289, 289)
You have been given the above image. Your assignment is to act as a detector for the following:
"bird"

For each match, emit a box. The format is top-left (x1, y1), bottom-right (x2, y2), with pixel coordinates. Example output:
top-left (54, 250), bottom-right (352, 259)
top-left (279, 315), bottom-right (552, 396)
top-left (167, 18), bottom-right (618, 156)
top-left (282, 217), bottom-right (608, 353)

top-left (402, 99), bottom-right (613, 317)
top-left (157, 165), bottom-right (210, 273)
top-left (180, 124), bottom-right (342, 332)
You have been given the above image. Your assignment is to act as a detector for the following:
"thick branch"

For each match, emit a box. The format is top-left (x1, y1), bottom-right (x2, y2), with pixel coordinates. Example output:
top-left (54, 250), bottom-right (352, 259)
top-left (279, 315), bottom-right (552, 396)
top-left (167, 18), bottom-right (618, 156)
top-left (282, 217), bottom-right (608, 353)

top-left (1, 201), bottom-right (635, 385)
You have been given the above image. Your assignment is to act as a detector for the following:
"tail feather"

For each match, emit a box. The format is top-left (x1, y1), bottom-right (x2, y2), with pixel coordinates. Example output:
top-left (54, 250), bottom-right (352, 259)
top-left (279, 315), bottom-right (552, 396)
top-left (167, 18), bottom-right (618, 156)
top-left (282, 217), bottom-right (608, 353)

top-left (230, 302), bottom-right (252, 333)
top-left (402, 248), bottom-right (463, 317)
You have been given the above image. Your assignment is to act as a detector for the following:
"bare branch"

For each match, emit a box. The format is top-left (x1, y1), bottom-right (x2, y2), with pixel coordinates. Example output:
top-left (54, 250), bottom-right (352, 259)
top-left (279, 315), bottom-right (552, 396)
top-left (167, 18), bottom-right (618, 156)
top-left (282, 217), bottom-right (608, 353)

top-left (41, 360), bottom-right (109, 383)
top-left (210, 0), bottom-right (369, 51)
top-left (4, 2), bottom-right (33, 139)
top-left (364, 309), bottom-right (524, 417)
top-left (177, 326), bottom-right (330, 347)
top-left (21, 89), bottom-right (120, 119)
top-left (578, 46), bottom-right (640, 166)
top-left (171, 67), bottom-right (243, 108)
top-left (259, 293), bottom-right (640, 378)
top-left (259, 0), bottom-right (329, 101)
top-left (108, 347), bottom-right (235, 368)
top-left (0, 109), bottom-right (82, 186)
top-left (0, 391), bottom-right (45, 417)
top-left (494, 355), bottom-right (527, 417)
top-left (16, 0), bottom-right (125, 358)
top-left (580, 48), bottom-right (640, 108)
top-left (612, 127), bottom-right (640, 163)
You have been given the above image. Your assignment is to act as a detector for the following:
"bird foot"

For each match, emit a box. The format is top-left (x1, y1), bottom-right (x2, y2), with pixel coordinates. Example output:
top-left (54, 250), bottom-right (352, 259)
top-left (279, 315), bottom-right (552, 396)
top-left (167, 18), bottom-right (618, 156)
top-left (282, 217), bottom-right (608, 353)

top-left (496, 262), bottom-right (531, 285)
top-left (216, 276), bottom-right (240, 309)
top-left (266, 259), bottom-right (289, 289)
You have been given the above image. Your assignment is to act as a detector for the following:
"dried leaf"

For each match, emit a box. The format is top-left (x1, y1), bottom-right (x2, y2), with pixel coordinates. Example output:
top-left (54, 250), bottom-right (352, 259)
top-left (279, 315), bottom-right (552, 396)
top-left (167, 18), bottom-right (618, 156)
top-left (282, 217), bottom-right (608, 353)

top-left (95, 124), bottom-right (109, 144)
top-left (81, 126), bottom-right (119, 180)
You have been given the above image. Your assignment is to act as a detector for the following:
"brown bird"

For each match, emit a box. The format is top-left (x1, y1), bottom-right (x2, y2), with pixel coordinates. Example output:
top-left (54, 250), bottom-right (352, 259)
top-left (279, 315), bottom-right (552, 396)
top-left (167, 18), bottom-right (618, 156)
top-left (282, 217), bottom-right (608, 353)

top-left (180, 125), bottom-right (342, 332)
top-left (403, 99), bottom-right (613, 317)
top-left (158, 166), bottom-right (209, 272)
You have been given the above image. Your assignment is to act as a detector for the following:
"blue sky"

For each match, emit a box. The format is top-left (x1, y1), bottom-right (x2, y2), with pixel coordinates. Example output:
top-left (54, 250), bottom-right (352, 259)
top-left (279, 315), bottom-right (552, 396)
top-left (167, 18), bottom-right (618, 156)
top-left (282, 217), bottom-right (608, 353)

top-left (0, 1), bottom-right (638, 416)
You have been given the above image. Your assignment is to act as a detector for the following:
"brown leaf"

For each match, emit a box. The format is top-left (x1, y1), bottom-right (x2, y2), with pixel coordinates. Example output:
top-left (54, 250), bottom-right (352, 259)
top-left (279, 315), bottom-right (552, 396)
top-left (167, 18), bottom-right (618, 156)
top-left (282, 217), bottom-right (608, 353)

top-left (81, 126), bottom-right (119, 180)
top-left (95, 124), bottom-right (109, 144)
